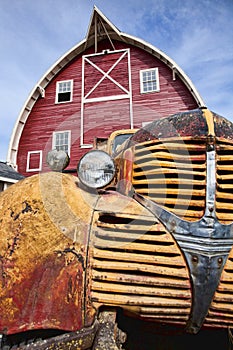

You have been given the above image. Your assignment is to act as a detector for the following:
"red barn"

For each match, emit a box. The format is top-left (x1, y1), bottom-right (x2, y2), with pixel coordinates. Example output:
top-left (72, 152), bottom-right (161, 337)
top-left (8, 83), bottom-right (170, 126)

top-left (7, 6), bottom-right (205, 177)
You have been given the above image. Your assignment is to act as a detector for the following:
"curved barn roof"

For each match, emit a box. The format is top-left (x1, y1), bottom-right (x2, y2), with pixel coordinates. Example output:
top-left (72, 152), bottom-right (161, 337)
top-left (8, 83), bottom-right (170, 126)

top-left (7, 6), bottom-right (206, 167)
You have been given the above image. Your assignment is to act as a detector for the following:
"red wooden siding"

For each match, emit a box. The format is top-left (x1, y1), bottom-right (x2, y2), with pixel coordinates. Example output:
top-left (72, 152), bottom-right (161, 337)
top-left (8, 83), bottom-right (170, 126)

top-left (17, 39), bottom-right (198, 176)
top-left (83, 100), bottom-right (131, 145)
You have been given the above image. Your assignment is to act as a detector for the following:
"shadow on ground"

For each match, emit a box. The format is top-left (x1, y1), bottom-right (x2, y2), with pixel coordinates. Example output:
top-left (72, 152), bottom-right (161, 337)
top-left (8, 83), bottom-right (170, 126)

top-left (117, 311), bottom-right (230, 350)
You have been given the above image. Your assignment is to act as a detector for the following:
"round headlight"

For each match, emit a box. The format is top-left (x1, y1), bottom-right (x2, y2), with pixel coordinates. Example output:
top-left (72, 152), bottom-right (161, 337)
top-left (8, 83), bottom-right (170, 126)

top-left (77, 150), bottom-right (115, 189)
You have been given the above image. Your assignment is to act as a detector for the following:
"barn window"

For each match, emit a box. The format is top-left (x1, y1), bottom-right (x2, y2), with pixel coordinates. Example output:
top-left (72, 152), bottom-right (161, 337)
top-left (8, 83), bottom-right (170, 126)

top-left (26, 151), bottom-right (42, 172)
top-left (52, 131), bottom-right (71, 155)
top-left (56, 80), bottom-right (73, 103)
top-left (140, 68), bottom-right (160, 93)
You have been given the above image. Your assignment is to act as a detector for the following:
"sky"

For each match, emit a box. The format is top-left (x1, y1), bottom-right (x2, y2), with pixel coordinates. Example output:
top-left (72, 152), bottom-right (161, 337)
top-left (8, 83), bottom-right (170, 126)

top-left (0, 0), bottom-right (232, 161)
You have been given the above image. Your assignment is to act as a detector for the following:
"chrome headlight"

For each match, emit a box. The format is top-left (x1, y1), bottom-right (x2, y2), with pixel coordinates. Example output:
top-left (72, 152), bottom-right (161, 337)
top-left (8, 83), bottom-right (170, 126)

top-left (77, 150), bottom-right (115, 189)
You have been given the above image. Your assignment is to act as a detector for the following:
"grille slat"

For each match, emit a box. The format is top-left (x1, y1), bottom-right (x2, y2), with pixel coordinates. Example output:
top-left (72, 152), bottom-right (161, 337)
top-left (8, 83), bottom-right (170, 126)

top-left (132, 195), bottom-right (205, 208)
top-left (92, 270), bottom-right (190, 289)
top-left (134, 159), bottom-right (205, 169)
top-left (217, 174), bottom-right (233, 181)
top-left (92, 260), bottom-right (188, 279)
top-left (92, 281), bottom-right (190, 299)
top-left (136, 307), bottom-right (190, 315)
top-left (93, 249), bottom-right (185, 266)
top-left (217, 184), bottom-right (233, 190)
top-left (93, 239), bottom-right (180, 256)
top-left (132, 178), bottom-right (206, 186)
top-left (211, 293), bottom-right (233, 303)
top-left (134, 188), bottom-right (205, 197)
top-left (95, 231), bottom-right (176, 244)
top-left (91, 293), bottom-right (190, 307)
top-left (134, 151), bottom-right (205, 162)
top-left (133, 167), bottom-right (205, 177)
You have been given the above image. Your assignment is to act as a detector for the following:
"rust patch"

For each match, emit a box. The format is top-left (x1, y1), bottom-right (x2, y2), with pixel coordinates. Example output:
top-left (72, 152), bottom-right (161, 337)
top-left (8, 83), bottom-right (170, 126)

top-left (214, 112), bottom-right (233, 140)
top-left (0, 173), bottom-right (97, 335)
top-left (0, 251), bottom-right (84, 334)
top-left (129, 109), bottom-right (208, 144)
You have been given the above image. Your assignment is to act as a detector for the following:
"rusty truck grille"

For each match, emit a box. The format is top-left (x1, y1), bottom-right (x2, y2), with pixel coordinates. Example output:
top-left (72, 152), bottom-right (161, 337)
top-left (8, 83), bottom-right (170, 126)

top-left (216, 138), bottom-right (233, 224)
top-left (88, 135), bottom-right (233, 328)
top-left (90, 211), bottom-right (191, 325)
top-left (132, 137), bottom-right (207, 221)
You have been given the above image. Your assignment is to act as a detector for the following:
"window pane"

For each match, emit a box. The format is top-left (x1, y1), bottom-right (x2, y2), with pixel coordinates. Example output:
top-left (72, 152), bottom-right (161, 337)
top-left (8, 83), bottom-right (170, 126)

top-left (58, 92), bottom-right (71, 102)
top-left (57, 81), bottom-right (72, 102)
top-left (54, 132), bottom-right (70, 155)
top-left (141, 69), bottom-right (159, 93)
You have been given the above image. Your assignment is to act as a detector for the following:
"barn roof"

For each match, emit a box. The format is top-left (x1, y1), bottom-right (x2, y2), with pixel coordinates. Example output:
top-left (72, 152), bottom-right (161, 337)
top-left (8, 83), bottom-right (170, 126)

top-left (0, 161), bottom-right (24, 183)
top-left (7, 6), bottom-right (206, 167)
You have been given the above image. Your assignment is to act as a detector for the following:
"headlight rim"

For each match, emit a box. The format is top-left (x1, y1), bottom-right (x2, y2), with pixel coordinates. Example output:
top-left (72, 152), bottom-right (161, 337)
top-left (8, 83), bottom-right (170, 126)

top-left (77, 149), bottom-right (116, 189)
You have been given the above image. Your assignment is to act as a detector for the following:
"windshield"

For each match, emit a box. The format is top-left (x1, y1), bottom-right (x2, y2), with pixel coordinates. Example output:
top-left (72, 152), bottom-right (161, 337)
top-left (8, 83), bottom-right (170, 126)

top-left (112, 134), bottom-right (133, 153)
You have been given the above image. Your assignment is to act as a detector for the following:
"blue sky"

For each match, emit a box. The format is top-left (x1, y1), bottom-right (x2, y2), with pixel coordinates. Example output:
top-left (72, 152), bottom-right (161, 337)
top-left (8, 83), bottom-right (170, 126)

top-left (0, 0), bottom-right (232, 161)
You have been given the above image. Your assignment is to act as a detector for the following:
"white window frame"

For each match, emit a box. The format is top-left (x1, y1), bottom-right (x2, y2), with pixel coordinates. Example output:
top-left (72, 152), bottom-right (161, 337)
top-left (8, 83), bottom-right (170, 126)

top-left (26, 150), bottom-right (43, 172)
top-left (55, 79), bottom-right (73, 104)
top-left (52, 130), bottom-right (71, 156)
top-left (140, 68), bottom-right (160, 94)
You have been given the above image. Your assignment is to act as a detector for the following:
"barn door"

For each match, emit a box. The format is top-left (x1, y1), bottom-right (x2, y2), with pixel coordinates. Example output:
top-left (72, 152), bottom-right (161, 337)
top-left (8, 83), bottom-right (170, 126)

top-left (81, 49), bottom-right (133, 146)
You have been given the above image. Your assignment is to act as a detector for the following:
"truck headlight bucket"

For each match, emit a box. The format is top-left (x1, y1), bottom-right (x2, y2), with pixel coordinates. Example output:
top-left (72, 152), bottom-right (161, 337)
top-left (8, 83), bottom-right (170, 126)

top-left (77, 150), bottom-right (115, 189)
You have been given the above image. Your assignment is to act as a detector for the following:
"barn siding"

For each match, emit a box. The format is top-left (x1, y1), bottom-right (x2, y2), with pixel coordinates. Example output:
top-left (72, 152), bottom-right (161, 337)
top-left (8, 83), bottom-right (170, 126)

top-left (17, 39), bottom-right (198, 176)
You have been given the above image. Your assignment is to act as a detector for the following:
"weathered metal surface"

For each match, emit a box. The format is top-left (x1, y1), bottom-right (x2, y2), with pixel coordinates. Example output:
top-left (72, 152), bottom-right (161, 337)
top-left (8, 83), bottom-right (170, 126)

top-left (87, 190), bottom-right (192, 326)
top-left (7, 320), bottom-right (99, 350)
top-left (213, 112), bottom-right (233, 140)
top-left (129, 109), bottom-right (208, 144)
top-left (0, 172), bottom-right (96, 335)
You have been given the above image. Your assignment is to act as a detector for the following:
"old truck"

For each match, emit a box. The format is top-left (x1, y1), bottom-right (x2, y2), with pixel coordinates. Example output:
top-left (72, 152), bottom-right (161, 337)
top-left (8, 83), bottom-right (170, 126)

top-left (0, 108), bottom-right (233, 349)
